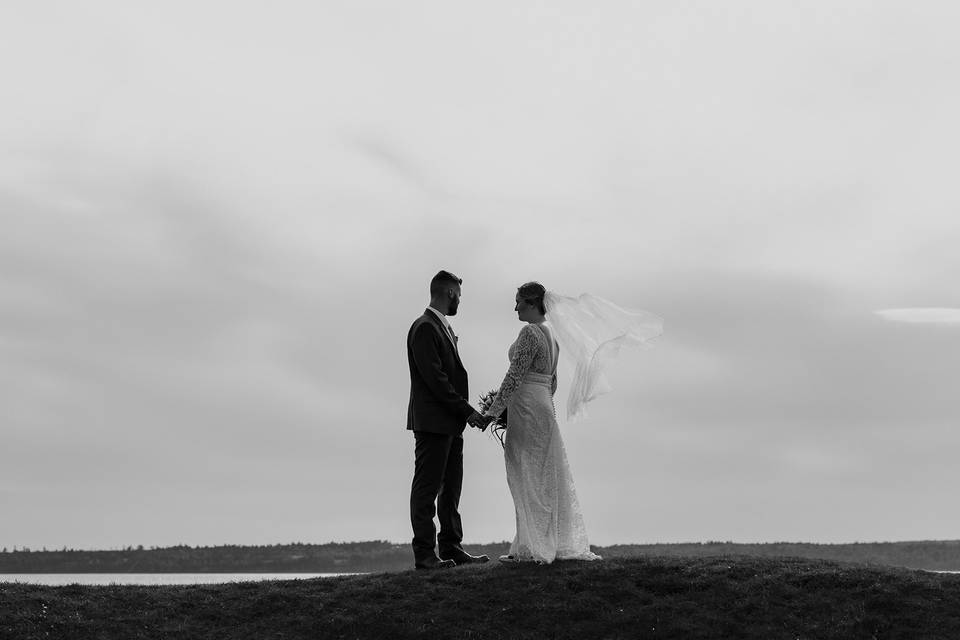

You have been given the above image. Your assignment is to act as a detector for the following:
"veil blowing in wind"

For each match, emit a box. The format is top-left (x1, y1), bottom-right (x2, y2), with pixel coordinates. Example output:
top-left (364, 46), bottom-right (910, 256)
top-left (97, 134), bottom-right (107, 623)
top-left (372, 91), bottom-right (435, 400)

top-left (544, 292), bottom-right (663, 421)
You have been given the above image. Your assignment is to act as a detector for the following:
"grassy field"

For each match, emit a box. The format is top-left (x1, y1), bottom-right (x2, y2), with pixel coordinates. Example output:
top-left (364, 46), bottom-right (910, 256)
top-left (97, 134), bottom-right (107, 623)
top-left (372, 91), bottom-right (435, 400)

top-left (3, 555), bottom-right (960, 639)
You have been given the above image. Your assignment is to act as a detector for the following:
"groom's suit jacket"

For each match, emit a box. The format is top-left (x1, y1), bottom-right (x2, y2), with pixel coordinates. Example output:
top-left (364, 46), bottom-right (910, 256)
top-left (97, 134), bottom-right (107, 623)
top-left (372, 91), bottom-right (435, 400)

top-left (407, 309), bottom-right (476, 435)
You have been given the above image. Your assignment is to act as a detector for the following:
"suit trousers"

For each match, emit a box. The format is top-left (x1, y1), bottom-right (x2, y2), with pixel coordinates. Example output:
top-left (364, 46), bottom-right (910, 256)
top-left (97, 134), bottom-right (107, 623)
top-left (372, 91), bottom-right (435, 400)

top-left (410, 431), bottom-right (464, 561)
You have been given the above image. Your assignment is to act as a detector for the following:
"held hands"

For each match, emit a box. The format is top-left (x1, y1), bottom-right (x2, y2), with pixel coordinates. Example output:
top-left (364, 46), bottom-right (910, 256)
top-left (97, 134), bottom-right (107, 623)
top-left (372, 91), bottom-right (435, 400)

top-left (467, 412), bottom-right (494, 431)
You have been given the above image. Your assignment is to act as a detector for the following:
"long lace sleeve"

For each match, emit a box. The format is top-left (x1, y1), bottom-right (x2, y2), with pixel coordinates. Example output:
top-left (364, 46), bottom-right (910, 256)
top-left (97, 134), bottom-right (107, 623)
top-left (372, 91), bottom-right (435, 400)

top-left (486, 324), bottom-right (540, 417)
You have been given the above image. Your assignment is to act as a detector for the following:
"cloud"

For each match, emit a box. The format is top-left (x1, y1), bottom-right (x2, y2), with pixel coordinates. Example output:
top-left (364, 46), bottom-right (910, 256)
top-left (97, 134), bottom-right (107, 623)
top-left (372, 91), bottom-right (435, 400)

top-left (875, 308), bottom-right (960, 324)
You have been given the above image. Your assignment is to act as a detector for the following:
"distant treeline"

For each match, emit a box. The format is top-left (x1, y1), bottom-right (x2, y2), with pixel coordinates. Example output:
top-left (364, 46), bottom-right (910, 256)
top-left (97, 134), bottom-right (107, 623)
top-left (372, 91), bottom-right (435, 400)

top-left (599, 540), bottom-right (960, 571)
top-left (3, 540), bottom-right (960, 573)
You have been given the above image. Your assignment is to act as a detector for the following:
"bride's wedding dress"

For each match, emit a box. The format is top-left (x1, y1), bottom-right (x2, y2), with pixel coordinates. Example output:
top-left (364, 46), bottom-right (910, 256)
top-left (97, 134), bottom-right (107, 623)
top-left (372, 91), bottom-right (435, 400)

top-left (487, 322), bottom-right (601, 564)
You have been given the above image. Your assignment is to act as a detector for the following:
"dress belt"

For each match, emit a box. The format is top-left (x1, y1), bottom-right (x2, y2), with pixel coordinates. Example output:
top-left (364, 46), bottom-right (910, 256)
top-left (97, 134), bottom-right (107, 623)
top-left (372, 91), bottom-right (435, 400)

top-left (522, 372), bottom-right (553, 387)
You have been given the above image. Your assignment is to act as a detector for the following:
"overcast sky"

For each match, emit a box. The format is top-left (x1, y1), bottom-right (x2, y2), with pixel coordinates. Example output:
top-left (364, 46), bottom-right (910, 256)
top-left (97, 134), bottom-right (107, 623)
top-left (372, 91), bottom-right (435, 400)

top-left (2, 1), bottom-right (959, 551)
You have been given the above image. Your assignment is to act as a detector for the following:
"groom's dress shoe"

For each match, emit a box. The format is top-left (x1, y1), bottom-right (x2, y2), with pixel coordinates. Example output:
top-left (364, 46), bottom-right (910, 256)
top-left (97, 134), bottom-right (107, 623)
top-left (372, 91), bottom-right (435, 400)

top-left (415, 556), bottom-right (456, 571)
top-left (440, 550), bottom-right (490, 565)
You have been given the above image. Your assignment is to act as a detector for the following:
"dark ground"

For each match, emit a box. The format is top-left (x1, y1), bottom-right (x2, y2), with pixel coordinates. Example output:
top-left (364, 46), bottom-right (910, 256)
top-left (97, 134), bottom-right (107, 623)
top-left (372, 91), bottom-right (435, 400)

top-left (3, 555), bottom-right (959, 639)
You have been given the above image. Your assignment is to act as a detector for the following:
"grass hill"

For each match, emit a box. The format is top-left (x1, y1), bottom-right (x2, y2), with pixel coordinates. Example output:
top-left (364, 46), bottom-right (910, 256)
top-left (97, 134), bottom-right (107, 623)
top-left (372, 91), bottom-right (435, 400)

top-left (3, 555), bottom-right (960, 639)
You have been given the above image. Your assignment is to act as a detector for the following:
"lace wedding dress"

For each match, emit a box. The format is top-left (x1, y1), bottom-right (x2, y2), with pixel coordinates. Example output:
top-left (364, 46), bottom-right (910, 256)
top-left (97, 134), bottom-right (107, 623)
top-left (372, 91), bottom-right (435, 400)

top-left (487, 323), bottom-right (601, 564)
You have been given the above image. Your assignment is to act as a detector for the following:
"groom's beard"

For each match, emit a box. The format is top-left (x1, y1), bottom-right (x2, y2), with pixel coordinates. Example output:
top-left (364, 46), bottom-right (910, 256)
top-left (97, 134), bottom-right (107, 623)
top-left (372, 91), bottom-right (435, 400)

top-left (448, 298), bottom-right (460, 316)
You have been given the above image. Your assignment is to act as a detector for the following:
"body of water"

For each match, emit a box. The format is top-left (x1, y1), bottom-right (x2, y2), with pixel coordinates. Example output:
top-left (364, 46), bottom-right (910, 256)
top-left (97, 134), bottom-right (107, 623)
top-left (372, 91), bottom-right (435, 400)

top-left (0, 573), bottom-right (355, 586)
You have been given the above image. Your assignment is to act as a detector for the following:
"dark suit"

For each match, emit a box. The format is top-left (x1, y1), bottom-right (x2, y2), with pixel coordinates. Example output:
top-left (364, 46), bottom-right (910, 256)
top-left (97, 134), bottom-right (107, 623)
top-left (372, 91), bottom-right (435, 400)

top-left (406, 309), bottom-right (477, 562)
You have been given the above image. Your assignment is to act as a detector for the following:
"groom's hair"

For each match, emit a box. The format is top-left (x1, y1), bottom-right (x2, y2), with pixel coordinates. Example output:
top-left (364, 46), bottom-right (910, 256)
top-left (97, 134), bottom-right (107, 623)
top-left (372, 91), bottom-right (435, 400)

top-left (430, 270), bottom-right (462, 297)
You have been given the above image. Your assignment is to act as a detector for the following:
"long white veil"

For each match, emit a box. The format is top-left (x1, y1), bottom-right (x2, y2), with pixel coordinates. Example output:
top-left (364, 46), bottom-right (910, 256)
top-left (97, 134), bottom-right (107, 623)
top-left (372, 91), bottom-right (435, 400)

top-left (544, 291), bottom-right (663, 421)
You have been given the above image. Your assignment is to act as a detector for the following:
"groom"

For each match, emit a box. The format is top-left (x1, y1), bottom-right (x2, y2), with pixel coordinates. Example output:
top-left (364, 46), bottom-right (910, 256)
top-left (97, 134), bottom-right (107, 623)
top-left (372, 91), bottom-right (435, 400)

top-left (406, 270), bottom-right (490, 570)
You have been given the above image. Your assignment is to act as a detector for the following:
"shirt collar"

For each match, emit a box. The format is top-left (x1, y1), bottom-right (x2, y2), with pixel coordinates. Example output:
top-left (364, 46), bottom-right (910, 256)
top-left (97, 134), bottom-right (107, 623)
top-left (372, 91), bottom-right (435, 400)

top-left (427, 306), bottom-right (452, 331)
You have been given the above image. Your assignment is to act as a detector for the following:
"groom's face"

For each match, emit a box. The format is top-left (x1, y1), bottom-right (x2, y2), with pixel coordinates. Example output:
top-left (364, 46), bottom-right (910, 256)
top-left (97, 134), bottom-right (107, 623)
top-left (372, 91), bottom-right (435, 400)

top-left (447, 286), bottom-right (462, 316)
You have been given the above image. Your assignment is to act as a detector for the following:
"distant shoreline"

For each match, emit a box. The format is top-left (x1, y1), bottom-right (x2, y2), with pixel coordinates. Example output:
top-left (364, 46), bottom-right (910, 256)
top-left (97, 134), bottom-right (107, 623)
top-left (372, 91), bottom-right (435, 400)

top-left (0, 572), bottom-right (357, 586)
top-left (5, 539), bottom-right (960, 573)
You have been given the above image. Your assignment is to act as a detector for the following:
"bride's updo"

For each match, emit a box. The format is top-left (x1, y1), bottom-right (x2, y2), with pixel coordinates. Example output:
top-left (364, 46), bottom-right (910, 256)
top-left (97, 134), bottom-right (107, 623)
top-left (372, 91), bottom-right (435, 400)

top-left (517, 281), bottom-right (547, 315)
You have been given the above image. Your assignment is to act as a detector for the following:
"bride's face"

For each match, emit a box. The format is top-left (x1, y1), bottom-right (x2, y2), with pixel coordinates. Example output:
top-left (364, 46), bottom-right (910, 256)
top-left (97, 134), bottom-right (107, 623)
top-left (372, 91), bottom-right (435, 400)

top-left (515, 294), bottom-right (535, 323)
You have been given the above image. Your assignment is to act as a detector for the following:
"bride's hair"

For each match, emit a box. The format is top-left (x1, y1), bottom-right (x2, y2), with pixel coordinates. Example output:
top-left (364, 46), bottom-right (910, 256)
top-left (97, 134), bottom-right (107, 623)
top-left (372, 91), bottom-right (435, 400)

top-left (517, 281), bottom-right (547, 315)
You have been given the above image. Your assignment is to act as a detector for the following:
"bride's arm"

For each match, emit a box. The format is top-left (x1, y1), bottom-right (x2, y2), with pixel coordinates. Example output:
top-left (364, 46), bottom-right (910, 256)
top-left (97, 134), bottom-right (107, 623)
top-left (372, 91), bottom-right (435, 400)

top-left (485, 325), bottom-right (539, 418)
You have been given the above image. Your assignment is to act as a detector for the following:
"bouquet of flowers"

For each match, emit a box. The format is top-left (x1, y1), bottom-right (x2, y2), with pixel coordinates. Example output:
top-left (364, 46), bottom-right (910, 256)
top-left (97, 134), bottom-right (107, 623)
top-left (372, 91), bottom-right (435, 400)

top-left (477, 389), bottom-right (508, 448)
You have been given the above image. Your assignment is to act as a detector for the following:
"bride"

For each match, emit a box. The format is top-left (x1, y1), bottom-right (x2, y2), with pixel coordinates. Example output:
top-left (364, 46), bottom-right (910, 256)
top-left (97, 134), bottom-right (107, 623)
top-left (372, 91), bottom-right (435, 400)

top-left (483, 282), bottom-right (662, 564)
